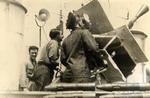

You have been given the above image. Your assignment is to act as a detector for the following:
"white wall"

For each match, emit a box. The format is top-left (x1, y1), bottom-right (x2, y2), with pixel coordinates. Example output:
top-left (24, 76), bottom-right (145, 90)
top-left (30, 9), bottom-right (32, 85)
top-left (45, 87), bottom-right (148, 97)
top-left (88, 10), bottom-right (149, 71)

top-left (0, 1), bottom-right (26, 90)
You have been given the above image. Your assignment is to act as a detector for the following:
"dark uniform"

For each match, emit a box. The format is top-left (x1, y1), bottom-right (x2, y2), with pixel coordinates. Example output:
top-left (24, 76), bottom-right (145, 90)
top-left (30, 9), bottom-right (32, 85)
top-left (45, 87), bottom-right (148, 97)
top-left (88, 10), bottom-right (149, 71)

top-left (61, 28), bottom-right (102, 83)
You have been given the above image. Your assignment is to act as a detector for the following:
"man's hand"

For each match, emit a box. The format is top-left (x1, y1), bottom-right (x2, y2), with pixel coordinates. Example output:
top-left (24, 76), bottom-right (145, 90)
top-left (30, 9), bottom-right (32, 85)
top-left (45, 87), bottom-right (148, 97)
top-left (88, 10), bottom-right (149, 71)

top-left (27, 73), bottom-right (34, 79)
top-left (60, 68), bottom-right (73, 82)
top-left (90, 67), bottom-right (107, 78)
top-left (98, 49), bottom-right (108, 59)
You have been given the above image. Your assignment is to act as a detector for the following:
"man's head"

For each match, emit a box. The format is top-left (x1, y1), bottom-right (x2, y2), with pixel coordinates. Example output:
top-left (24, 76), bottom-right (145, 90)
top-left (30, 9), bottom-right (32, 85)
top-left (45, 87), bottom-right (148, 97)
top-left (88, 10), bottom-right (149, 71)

top-left (29, 46), bottom-right (39, 60)
top-left (66, 12), bottom-right (77, 30)
top-left (66, 12), bottom-right (91, 30)
top-left (49, 29), bottom-right (63, 42)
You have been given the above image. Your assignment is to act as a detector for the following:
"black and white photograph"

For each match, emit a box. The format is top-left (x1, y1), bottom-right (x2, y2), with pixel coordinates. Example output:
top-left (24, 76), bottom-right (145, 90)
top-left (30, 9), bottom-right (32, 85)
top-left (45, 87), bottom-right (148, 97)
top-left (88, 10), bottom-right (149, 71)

top-left (0, 0), bottom-right (150, 98)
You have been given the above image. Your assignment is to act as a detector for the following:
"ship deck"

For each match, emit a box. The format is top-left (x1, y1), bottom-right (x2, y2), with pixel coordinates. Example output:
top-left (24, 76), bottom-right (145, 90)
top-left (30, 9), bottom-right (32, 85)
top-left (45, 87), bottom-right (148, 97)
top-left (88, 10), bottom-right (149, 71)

top-left (1, 83), bottom-right (150, 98)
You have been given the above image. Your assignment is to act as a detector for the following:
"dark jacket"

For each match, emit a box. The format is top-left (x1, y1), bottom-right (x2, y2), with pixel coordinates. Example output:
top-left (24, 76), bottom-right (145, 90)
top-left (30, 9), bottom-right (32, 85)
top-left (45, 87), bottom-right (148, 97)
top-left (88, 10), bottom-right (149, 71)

top-left (61, 28), bottom-right (101, 83)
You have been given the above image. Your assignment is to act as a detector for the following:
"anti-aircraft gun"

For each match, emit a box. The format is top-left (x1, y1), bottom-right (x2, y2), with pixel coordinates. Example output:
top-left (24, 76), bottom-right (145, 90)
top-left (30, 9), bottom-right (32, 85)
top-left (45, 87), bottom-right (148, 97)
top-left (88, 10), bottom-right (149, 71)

top-left (76, 0), bottom-right (149, 82)
top-left (44, 0), bottom-right (150, 97)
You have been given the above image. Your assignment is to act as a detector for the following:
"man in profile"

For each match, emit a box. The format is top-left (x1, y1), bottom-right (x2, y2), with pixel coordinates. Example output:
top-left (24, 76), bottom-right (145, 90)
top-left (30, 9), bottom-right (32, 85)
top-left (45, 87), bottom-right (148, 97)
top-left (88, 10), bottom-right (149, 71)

top-left (60, 12), bottom-right (107, 83)
top-left (32, 28), bottom-right (63, 91)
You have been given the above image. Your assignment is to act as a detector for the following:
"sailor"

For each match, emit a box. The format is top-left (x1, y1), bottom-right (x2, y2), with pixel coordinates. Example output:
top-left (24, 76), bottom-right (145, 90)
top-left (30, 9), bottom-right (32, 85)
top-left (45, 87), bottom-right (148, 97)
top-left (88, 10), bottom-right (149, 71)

top-left (32, 29), bottom-right (63, 91)
top-left (60, 12), bottom-right (107, 83)
top-left (19, 45), bottom-right (39, 91)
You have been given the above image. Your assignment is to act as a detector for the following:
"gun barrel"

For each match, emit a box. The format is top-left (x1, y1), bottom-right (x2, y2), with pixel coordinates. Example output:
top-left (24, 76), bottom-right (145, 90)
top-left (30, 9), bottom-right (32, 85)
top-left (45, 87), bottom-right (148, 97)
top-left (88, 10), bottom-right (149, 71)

top-left (128, 5), bottom-right (149, 29)
top-left (136, 5), bottom-right (149, 18)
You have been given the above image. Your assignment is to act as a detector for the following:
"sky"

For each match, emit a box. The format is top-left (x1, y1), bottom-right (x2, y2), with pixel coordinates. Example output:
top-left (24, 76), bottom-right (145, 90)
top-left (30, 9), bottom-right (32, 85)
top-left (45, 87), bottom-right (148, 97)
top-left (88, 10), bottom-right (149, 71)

top-left (21, 0), bottom-right (150, 60)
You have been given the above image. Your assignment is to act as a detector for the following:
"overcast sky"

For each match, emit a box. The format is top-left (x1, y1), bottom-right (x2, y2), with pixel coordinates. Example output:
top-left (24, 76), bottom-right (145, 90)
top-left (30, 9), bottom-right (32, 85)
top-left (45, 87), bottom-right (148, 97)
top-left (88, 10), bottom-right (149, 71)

top-left (21, 0), bottom-right (150, 60)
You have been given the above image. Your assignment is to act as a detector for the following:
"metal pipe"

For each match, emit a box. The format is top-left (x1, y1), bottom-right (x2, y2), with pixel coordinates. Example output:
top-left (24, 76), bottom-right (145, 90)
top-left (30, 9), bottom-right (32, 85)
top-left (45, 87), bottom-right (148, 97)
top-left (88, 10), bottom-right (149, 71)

top-left (39, 26), bottom-right (42, 47)
top-left (45, 83), bottom-right (95, 91)
top-left (100, 93), bottom-right (150, 98)
top-left (44, 93), bottom-right (95, 98)
top-left (97, 83), bottom-right (150, 91)
top-left (46, 83), bottom-right (150, 91)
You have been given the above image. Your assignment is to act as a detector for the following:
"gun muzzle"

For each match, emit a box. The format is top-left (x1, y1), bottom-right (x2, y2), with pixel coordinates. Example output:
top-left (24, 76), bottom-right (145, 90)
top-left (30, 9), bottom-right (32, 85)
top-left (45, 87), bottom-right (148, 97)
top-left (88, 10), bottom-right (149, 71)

top-left (128, 5), bottom-right (149, 29)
